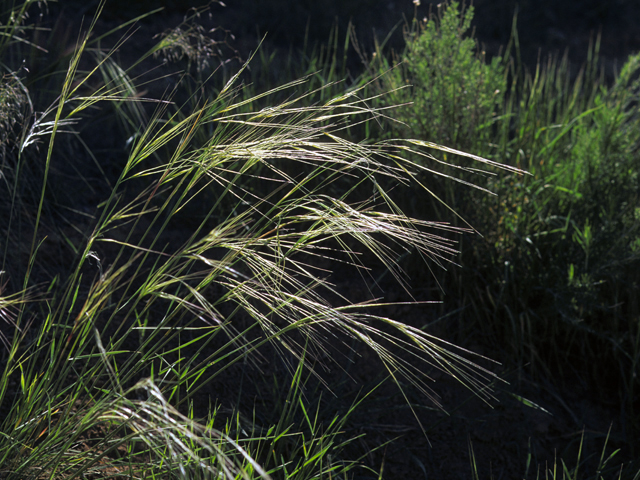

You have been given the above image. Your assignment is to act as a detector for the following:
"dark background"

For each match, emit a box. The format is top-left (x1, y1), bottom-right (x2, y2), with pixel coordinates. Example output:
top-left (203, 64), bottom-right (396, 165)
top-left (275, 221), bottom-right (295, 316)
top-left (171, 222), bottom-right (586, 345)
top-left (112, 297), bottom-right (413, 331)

top-left (76, 0), bottom-right (640, 78)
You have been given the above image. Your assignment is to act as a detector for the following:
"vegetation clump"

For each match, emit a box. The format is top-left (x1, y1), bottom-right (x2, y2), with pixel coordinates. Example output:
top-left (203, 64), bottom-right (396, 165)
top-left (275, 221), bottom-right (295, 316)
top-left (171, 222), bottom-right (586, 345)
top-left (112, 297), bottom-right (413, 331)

top-left (0, 0), bottom-right (638, 479)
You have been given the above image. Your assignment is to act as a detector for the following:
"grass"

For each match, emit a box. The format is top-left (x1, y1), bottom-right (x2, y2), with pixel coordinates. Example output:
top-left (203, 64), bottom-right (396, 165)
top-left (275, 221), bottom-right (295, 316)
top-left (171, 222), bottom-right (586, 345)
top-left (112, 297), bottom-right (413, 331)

top-left (1, 0), bottom-right (639, 478)
top-left (371, 0), bottom-right (640, 455)
top-left (0, 1), bottom-right (523, 478)
top-left (356, 0), bottom-right (640, 476)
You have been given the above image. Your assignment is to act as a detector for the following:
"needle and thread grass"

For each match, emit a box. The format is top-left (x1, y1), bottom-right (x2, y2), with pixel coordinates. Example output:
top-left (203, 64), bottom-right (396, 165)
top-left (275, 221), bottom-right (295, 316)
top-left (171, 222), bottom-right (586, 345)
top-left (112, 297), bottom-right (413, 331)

top-left (0, 1), bottom-right (525, 478)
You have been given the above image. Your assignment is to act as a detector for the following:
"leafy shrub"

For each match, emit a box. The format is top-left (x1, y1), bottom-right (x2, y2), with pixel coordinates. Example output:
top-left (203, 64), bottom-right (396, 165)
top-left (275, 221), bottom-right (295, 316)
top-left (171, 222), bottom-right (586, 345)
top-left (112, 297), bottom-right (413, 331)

top-left (370, 0), bottom-right (640, 443)
top-left (375, 1), bottom-right (505, 155)
top-left (487, 51), bottom-right (640, 402)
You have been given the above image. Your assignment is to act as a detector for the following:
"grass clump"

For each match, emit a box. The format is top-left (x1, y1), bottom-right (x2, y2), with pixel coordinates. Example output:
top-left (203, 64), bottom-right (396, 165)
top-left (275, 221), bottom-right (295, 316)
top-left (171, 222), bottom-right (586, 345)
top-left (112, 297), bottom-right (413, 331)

top-left (2, 0), bottom-right (638, 477)
top-left (0, 1), bottom-right (517, 478)
top-left (369, 0), bottom-right (640, 464)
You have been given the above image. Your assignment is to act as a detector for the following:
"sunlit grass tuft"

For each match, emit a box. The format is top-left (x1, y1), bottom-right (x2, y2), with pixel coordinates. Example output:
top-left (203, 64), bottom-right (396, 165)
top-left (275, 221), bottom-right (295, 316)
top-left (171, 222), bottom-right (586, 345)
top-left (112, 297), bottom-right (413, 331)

top-left (0, 1), bottom-right (525, 478)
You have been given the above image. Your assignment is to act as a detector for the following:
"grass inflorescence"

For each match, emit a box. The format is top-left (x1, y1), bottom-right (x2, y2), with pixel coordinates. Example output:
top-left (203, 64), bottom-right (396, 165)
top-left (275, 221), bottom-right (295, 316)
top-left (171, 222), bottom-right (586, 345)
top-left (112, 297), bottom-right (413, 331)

top-left (0, 0), bottom-right (639, 479)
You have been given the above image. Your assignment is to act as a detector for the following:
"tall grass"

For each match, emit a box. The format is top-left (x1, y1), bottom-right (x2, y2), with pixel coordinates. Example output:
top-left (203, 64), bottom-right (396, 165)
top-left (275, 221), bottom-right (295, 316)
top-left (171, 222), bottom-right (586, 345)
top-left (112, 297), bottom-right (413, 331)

top-left (0, 1), bottom-right (523, 478)
top-left (370, 0), bottom-right (640, 467)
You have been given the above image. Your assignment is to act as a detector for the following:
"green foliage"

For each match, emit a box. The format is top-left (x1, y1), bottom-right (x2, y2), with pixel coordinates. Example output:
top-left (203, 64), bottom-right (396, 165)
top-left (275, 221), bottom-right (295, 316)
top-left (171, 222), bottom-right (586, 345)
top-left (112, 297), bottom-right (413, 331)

top-left (1, 0), bottom-right (639, 477)
top-left (0, 1), bottom-right (509, 479)
top-left (477, 47), bottom-right (640, 399)
top-left (369, 0), bottom-right (640, 466)
top-left (375, 1), bottom-right (505, 154)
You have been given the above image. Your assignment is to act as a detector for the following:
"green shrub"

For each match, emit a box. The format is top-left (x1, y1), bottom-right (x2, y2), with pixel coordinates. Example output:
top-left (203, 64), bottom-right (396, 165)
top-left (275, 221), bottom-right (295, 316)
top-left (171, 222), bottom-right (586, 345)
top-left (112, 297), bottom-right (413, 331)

top-left (370, 0), bottom-right (640, 450)
top-left (474, 48), bottom-right (640, 405)
top-left (374, 1), bottom-right (505, 155)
